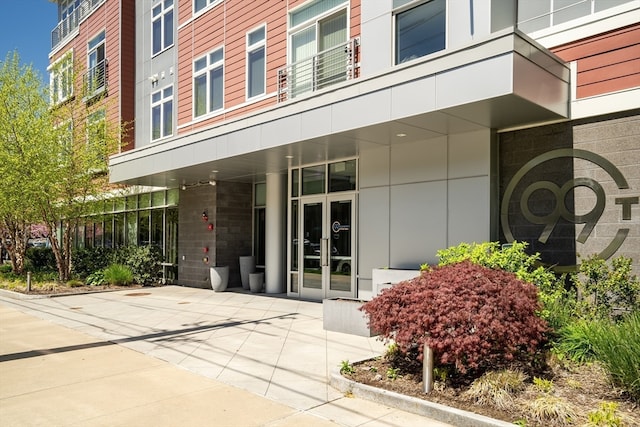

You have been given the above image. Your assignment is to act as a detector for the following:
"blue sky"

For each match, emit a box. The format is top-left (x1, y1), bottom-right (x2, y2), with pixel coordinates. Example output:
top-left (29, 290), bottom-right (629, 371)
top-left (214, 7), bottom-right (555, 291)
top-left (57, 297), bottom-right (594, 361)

top-left (0, 0), bottom-right (58, 80)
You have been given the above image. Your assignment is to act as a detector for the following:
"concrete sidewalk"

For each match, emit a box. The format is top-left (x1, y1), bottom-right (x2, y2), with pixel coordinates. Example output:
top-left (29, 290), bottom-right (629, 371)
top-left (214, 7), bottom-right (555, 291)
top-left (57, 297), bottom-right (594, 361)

top-left (0, 286), bottom-right (452, 426)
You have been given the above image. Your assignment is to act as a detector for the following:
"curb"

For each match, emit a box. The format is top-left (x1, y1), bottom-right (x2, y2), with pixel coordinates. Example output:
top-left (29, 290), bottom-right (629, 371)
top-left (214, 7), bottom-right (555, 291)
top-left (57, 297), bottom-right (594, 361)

top-left (330, 368), bottom-right (514, 427)
top-left (0, 288), bottom-right (52, 300)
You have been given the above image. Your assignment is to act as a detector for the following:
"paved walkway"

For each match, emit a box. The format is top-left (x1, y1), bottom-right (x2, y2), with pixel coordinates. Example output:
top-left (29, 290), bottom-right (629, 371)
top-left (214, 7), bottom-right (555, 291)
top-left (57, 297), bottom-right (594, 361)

top-left (0, 286), bottom-right (451, 426)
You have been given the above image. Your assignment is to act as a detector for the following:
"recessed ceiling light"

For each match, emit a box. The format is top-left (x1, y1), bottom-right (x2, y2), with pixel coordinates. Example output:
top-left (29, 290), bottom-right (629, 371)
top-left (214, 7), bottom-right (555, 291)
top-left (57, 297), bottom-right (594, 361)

top-left (285, 155), bottom-right (293, 159)
top-left (396, 133), bottom-right (407, 137)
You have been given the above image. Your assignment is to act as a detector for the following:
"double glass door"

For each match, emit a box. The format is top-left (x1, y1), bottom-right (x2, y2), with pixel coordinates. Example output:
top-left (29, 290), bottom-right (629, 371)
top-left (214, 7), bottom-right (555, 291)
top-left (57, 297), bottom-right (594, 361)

top-left (299, 194), bottom-right (355, 300)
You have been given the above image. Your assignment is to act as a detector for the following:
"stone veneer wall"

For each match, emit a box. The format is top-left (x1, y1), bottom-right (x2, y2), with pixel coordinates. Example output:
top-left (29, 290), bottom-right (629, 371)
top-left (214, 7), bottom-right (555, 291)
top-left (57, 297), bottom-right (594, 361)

top-left (500, 111), bottom-right (639, 274)
top-left (499, 121), bottom-right (576, 267)
top-left (571, 113), bottom-right (639, 274)
top-left (177, 181), bottom-right (253, 288)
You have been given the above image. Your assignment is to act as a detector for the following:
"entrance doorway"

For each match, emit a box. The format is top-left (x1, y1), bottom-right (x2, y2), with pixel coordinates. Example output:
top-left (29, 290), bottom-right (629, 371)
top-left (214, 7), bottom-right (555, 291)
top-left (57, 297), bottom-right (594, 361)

top-left (298, 194), bottom-right (355, 300)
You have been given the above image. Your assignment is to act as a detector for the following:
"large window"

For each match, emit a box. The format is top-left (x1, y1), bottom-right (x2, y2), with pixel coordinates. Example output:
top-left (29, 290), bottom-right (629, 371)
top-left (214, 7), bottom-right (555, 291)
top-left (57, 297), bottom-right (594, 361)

top-left (50, 51), bottom-right (74, 104)
top-left (194, 47), bottom-right (224, 117)
top-left (153, 0), bottom-right (174, 55)
top-left (395, 0), bottom-right (446, 64)
top-left (288, 1), bottom-right (348, 97)
top-left (86, 30), bottom-right (106, 95)
top-left (151, 85), bottom-right (173, 141)
top-left (194, 0), bottom-right (222, 14)
top-left (247, 25), bottom-right (266, 99)
top-left (517, 0), bottom-right (633, 33)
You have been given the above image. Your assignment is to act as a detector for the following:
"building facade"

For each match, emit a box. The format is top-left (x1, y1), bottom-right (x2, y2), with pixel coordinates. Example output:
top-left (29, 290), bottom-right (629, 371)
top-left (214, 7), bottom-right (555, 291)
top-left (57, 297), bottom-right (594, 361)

top-left (50, 0), bottom-right (640, 299)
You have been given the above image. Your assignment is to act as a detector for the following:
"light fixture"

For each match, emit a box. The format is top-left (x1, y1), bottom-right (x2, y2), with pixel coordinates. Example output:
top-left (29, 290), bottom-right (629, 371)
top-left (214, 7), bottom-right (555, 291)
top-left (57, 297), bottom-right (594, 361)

top-left (148, 74), bottom-right (159, 83)
top-left (396, 133), bottom-right (407, 137)
top-left (209, 179), bottom-right (216, 186)
top-left (181, 184), bottom-right (186, 190)
top-left (202, 210), bottom-right (208, 221)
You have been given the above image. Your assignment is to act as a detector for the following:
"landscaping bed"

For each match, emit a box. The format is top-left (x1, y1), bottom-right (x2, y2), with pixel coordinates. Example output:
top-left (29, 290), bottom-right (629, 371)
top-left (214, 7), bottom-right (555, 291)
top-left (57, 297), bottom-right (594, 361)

top-left (343, 355), bottom-right (639, 426)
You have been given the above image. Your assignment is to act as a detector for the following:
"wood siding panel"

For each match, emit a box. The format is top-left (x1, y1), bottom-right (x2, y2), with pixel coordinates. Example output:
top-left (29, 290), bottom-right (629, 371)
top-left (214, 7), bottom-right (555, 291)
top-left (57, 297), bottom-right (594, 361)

top-left (176, 0), bottom-right (361, 134)
top-left (552, 23), bottom-right (640, 99)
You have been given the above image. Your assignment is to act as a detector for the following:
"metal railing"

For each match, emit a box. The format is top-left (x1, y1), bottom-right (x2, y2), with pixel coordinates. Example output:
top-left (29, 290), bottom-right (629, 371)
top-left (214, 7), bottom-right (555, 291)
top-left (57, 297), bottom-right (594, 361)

top-left (51, 0), bottom-right (106, 50)
top-left (83, 59), bottom-right (107, 100)
top-left (277, 38), bottom-right (360, 102)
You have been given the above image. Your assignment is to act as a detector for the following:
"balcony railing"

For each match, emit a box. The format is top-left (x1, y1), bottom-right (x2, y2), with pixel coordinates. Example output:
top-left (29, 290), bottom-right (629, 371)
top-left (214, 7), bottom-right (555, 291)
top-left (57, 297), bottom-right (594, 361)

top-left (51, 0), bottom-right (106, 50)
top-left (277, 38), bottom-right (360, 102)
top-left (83, 59), bottom-right (107, 101)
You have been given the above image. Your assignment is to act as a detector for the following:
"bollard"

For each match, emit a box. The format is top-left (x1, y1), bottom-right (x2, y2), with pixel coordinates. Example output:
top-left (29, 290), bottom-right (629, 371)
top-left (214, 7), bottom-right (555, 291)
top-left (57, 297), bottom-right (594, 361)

top-left (423, 343), bottom-right (433, 393)
top-left (26, 271), bottom-right (32, 292)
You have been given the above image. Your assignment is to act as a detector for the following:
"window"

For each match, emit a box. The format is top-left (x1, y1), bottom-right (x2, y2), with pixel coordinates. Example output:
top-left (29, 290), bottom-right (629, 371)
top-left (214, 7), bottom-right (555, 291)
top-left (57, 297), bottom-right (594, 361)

top-left (87, 109), bottom-right (106, 164)
top-left (86, 31), bottom-right (106, 95)
top-left (395, 0), bottom-right (446, 64)
top-left (247, 25), bottom-right (266, 99)
top-left (194, 0), bottom-right (222, 14)
top-left (152, 0), bottom-right (174, 55)
top-left (60, 0), bottom-right (81, 35)
top-left (194, 48), bottom-right (223, 117)
top-left (288, 1), bottom-right (348, 97)
top-left (517, 0), bottom-right (633, 33)
top-left (254, 183), bottom-right (266, 267)
top-left (50, 51), bottom-right (74, 104)
top-left (151, 86), bottom-right (173, 140)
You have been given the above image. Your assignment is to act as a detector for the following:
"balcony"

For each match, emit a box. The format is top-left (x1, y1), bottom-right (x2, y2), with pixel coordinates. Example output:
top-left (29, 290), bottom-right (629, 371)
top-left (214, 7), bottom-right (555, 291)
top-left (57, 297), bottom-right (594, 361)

top-left (51, 0), bottom-right (106, 50)
top-left (277, 38), bottom-right (360, 103)
top-left (82, 59), bottom-right (107, 102)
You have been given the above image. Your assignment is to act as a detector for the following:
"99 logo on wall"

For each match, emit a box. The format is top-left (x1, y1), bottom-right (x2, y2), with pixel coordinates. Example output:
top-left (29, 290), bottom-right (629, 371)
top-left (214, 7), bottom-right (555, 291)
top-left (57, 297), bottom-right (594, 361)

top-left (501, 149), bottom-right (638, 265)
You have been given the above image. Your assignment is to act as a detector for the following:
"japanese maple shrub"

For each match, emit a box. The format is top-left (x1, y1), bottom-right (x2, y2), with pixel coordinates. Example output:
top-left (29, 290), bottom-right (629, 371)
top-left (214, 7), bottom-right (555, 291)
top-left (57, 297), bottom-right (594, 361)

top-left (361, 260), bottom-right (548, 374)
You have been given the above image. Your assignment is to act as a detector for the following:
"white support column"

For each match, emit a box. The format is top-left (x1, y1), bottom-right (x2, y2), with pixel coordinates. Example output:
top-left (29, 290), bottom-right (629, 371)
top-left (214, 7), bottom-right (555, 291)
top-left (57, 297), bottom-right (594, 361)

top-left (265, 173), bottom-right (286, 293)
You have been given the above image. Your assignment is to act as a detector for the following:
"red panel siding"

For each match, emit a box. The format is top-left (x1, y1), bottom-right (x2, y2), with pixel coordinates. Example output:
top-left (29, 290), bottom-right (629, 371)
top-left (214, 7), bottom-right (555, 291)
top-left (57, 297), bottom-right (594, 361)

top-left (552, 23), bottom-right (640, 98)
top-left (49, 0), bottom-right (135, 155)
top-left (176, 0), bottom-right (361, 134)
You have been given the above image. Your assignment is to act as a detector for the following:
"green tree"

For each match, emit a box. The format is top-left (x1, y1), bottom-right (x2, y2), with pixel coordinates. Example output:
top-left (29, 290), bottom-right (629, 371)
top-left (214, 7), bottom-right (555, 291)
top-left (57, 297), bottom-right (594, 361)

top-left (0, 52), bottom-right (51, 274)
top-left (0, 51), bottom-right (123, 281)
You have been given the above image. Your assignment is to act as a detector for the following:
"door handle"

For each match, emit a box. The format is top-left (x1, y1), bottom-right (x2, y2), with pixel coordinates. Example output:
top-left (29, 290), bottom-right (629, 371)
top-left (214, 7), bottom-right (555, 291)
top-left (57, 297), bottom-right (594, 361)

top-left (321, 238), bottom-right (329, 267)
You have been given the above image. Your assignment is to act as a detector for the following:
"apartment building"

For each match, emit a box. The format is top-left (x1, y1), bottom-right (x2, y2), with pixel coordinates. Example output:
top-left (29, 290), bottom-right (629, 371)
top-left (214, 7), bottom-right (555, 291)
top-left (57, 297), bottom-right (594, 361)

top-left (50, 0), bottom-right (639, 299)
top-left (49, 0), bottom-right (179, 281)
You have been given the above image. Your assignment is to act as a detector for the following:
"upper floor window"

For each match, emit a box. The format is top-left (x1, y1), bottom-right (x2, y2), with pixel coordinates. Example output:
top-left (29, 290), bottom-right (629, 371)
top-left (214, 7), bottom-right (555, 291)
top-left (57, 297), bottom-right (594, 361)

top-left (152, 86), bottom-right (173, 141)
top-left (194, 0), bottom-right (223, 14)
top-left (50, 51), bottom-right (74, 105)
top-left (59, 0), bottom-right (81, 22)
top-left (517, 0), bottom-right (633, 33)
top-left (87, 108), bottom-right (106, 164)
top-left (288, 1), bottom-right (348, 97)
top-left (395, 0), bottom-right (446, 65)
top-left (86, 31), bottom-right (106, 97)
top-left (194, 47), bottom-right (224, 117)
top-left (153, 0), bottom-right (174, 55)
top-left (247, 25), bottom-right (266, 99)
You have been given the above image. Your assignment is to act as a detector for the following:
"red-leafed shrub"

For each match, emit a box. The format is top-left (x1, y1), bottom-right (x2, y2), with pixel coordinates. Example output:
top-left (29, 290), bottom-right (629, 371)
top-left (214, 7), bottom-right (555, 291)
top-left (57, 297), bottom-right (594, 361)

top-left (361, 260), bottom-right (548, 374)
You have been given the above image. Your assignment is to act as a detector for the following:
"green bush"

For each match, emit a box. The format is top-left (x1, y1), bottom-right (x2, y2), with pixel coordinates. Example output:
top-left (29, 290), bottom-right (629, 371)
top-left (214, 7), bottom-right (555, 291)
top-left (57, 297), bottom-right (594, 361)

top-left (103, 264), bottom-right (133, 286)
top-left (589, 312), bottom-right (640, 401)
top-left (573, 255), bottom-right (640, 321)
top-left (72, 247), bottom-right (114, 278)
top-left (72, 245), bottom-right (162, 285)
top-left (436, 241), bottom-right (572, 331)
top-left (25, 247), bottom-right (57, 272)
top-left (112, 245), bottom-right (162, 285)
top-left (85, 270), bottom-right (106, 286)
top-left (0, 264), bottom-right (12, 274)
top-left (554, 320), bottom-right (596, 363)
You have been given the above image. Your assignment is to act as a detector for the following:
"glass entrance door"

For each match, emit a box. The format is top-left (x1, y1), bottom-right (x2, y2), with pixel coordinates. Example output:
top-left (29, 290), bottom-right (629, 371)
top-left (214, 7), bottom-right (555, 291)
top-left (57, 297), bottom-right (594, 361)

top-left (300, 195), bottom-right (355, 300)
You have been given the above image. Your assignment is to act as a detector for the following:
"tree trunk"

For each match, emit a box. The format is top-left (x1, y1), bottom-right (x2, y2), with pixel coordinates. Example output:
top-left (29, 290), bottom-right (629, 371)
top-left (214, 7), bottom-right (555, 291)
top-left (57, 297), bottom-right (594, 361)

top-left (1, 219), bottom-right (29, 274)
